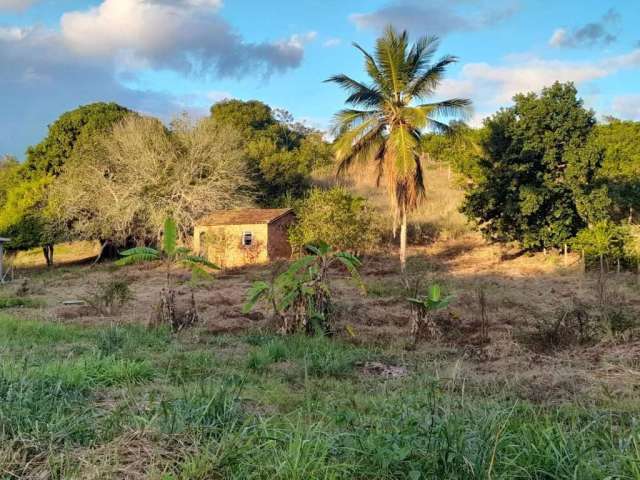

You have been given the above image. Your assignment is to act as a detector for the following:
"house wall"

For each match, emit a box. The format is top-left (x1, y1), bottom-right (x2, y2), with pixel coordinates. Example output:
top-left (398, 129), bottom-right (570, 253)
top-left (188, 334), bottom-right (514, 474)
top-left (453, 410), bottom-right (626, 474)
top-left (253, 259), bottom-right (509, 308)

top-left (267, 213), bottom-right (295, 260)
top-left (194, 223), bottom-right (269, 268)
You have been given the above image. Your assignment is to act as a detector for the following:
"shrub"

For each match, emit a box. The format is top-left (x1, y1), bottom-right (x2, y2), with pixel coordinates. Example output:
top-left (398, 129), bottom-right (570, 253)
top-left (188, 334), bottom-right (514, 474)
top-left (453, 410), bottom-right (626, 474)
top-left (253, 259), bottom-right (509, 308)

top-left (243, 242), bottom-right (363, 335)
top-left (84, 279), bottom-right (133, 315)
top-left (572, 221), bottom-right (627, 271)
top-left (288, 187), bottom-right (381, 254)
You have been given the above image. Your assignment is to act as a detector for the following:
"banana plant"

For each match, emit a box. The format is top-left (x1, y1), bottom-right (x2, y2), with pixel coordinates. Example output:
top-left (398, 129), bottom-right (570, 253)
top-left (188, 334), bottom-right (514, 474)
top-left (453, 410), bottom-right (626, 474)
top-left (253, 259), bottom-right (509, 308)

top-left (116, 217), bottom-right (218, 282)
top-left (407, 283), bottom-right (453, 341)
top-left (243, 241), bottom-right (364, 335)
top-left (116, 217), bottom-right (218, 331)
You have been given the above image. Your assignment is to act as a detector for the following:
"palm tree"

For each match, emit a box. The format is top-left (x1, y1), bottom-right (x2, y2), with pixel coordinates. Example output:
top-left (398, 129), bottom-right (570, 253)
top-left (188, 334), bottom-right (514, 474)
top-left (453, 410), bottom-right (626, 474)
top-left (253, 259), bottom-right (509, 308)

top-left (326, 26), bottom-right (471, 271)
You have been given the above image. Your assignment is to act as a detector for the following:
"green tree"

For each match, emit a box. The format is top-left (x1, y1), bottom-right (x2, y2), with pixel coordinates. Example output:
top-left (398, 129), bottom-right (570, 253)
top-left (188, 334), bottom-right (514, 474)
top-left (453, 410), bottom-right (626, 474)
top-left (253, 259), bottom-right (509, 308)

top-left (421, 121), bottom-right (484, 184)
top-left (0, 103), bottom-right (131, 265)
top-left (0, 158), bottom-right (61, 264)
top-left (590, 119), bottom-right (640, 221)
top-left (326, 26), bottom-right (470, 271)
top-left (25, 102), bottom-right (132, 175)
top-left (462, 82), bottom-right (606, 250)
top-left (211, 100), bottom-right (333, 203)
top-left (288, 187), bottom-right (380, 254)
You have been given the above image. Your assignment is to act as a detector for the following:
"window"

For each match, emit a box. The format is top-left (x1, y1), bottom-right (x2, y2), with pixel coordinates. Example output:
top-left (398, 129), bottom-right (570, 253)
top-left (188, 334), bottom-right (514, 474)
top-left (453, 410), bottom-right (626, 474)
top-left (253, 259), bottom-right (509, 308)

top-left (242, 231), bottom-right (253, 247)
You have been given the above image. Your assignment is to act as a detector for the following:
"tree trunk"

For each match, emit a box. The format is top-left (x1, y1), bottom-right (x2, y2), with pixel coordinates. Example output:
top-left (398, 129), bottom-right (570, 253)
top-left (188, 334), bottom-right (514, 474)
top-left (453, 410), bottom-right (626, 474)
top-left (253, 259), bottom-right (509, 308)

top-left (42, 244), bottom-right (54, 267)
top-left (400, 208), bottom-right (407, 273)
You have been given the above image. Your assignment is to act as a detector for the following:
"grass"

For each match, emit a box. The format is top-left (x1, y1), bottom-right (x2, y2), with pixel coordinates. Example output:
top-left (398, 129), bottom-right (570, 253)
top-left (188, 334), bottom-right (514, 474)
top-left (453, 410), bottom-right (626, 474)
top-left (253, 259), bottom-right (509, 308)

top-left (0, 296), bottom-right (44, 309)
top-left (0, 315), bottom-right (638, 478)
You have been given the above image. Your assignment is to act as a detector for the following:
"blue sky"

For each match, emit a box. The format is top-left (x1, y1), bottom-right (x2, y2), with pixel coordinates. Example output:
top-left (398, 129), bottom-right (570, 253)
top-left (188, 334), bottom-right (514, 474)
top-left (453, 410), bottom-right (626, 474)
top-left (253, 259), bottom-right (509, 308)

top-left (1, 0), bottom-right (639, 158)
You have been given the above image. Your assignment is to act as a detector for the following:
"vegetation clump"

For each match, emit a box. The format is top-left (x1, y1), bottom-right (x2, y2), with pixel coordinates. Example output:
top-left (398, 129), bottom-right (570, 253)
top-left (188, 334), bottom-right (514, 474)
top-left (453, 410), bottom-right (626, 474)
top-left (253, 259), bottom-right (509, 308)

top-left (117, 217), bottom-right (217, 331)
top-left (288, 187), bottom-right (381, 254)
top-left (244, 242), bottom-right (363, 335)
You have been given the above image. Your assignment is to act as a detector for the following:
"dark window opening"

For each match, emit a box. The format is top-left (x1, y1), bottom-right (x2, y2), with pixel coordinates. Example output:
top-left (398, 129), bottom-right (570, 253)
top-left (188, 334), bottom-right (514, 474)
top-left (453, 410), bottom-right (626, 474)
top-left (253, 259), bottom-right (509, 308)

top-left (242, 231), bottom-right (253, 247)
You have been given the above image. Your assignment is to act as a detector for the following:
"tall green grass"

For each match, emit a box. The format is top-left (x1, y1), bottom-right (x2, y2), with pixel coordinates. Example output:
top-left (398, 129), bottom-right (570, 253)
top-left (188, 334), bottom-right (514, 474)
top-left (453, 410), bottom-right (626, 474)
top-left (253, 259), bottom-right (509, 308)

top-left (0, 315), bottom-right (638, 479)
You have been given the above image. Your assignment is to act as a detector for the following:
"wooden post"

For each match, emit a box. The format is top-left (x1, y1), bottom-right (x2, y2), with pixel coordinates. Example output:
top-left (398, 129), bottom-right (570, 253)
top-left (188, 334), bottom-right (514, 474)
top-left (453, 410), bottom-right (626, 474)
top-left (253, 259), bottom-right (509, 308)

top-left (563, 243), bottom-right (568, 267)
top-left (0, 242), bottom-right (3, 283)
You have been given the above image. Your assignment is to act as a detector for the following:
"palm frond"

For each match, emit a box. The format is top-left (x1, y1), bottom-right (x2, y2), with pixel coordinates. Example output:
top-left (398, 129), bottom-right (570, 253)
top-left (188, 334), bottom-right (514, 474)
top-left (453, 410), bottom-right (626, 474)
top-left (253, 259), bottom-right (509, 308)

top-left (181, 254), bottom-right (219, 270)
top-left (418, 98), bottom-right (472, 120)
top-left (324, 75), bottom-right (383, 107)
top-left (352, 42), bottom-right (390, 95)
top-left (242, 281), bottom-right (270, 314)
top-left (407, 55), bottom-right (458, 99)
top-left (331, 109), bottom-right (379, 136)
top-left (389, 123), bottom-right (419, 178)
top-left (406, 34), bottom-right (439, 79)
top-left (335, 122), bottom-right (386, 176)
top-left (119, 246), bottom-right (160, 257)
top-left (375, 26), bottom-right (410, 96)
top-left (115, 251), bottom-right (160, 266)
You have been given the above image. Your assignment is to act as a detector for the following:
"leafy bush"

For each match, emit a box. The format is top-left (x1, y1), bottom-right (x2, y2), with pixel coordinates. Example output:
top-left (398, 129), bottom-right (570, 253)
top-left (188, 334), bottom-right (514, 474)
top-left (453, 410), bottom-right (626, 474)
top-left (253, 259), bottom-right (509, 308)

top-left (288, 187), bottom-right (381, 254)
top-left (243, 242), bottom-right (363, 335)
top-left (572, 221), bottom-right (627, 271)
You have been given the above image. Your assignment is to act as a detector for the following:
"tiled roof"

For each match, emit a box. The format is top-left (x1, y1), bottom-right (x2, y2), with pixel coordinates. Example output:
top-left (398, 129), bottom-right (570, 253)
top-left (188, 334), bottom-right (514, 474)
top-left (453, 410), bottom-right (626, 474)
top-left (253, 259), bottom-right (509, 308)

top-left (196, 208), bottom-right (293, 226)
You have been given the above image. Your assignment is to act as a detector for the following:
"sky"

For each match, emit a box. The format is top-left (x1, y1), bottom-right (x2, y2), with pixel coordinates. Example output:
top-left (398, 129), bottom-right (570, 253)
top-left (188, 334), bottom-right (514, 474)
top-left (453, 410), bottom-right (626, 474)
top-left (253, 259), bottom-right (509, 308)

top-left (1, 0), bottom-right (639, 158)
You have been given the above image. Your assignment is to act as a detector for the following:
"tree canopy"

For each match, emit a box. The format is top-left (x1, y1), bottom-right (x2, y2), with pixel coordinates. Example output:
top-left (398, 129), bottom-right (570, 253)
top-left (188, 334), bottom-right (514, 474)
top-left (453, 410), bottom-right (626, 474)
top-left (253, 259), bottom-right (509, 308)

top-left (590, 119), bottom-right (640, 222)
top-left (49, 114), bottom-right (254, 246)
top-left (211, 99), bottom-right (332, 203)
top-left (25, 102), bottom-right (132, 175)
top-left (462, 82), bottom-right (607, 250)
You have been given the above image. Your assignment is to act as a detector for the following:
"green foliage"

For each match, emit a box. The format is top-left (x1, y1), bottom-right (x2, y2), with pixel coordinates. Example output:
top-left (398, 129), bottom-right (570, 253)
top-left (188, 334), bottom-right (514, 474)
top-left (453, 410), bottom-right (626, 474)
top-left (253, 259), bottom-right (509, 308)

top-left (407, 283), bottom-right (453, 312)
top-left (407, 282), bottom-right (454, 340)
top-left (0, 297), bottom-right (43, 309)
top-left (591, 119), bottom-right (640, 221)
top-left (243, 242), bottom-right (363, 335)
top-left (462, 82), bottom-right (606, 250)
top-left (211, 99), bottom-right (333, 203)
top-left (0, 103), bottom-right (129, 254)
top-left (163, 217), bottom-right (178, 256)
top-left (288, 187), bottom-right (380, 253)
top-left (25, 102), bottom-right (132, 175)
top-left (421, 121), bottom-right (484, 182)
top-left (117, 217), bottom-right (218, 277)
top-left (0, 315), bottom-right (638, 478)
top-left (572, 221), bottom-right (628, 266)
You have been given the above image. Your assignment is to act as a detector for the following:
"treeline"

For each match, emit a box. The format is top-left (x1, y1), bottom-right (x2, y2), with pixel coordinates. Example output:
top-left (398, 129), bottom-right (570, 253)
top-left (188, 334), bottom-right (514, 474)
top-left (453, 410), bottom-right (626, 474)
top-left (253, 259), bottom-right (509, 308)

top-left (423, 82), bottom-right (640, 269)
top-left (0, 100), bottom-right (332, 264)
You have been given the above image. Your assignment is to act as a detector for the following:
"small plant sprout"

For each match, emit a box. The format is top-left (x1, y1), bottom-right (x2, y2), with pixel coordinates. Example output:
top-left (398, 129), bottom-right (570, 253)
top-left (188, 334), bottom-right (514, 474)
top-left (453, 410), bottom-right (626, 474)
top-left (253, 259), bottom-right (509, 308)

top-left (407, 283), bottom-right (453, 342)
top-left (117, 217), bottom-right (219, 331)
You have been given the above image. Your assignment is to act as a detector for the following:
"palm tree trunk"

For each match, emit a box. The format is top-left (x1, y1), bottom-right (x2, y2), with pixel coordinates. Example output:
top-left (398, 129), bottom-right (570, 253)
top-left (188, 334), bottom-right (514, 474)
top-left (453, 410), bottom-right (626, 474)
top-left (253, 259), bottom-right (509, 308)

top-left (400, 208), bottom-right (407, 272)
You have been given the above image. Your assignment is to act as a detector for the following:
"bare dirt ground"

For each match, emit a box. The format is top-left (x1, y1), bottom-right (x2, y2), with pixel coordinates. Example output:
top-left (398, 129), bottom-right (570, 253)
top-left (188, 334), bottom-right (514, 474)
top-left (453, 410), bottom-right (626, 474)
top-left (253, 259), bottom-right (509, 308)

top-left (3, 234), bottom-right (640, 405)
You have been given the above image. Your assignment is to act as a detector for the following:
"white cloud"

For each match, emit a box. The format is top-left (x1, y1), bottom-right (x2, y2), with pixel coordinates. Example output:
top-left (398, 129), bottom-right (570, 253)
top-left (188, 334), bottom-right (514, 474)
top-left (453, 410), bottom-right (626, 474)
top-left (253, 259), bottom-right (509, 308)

top-left (436, 49), bottom-right (640, 125)
top-left (611, 95), bottom-right (640, 120)
top-left (0, 26), bottom-right (28, 41)
top-left (0, 0), bottom-right (316, 156)
top-left (0, 0), bottom-right (36, 11)
top-left (60, 0), bottom-right (314, 77)
top-left (548, 29), bottom-right (567, 48)
top-left (323, 37), bottom-right (342, 48)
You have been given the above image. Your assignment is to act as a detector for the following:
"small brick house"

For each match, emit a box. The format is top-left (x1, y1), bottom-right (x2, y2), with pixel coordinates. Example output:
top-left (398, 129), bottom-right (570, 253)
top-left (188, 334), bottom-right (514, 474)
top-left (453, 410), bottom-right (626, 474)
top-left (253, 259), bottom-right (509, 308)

top-left (194, 208), bottom-right (295, 268)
